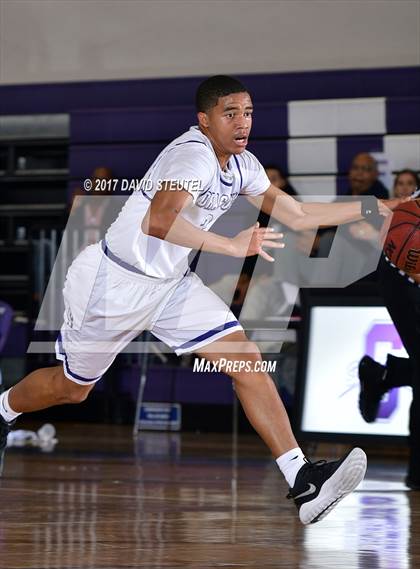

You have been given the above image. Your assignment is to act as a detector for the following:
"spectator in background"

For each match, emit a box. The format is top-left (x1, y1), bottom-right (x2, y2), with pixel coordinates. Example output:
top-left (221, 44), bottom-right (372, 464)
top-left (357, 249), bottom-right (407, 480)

top-left (298, 153), bottom-right (389, 257)
top-left (347, 152), bottom-right (389, 199)
top-left (392, 169), bottom-right (420, 199)
top-left (210, 167), bottom-right (300, 320)
top-left (69, 166), bottom-right (117, 248)
top-left (209, 272), bottom-right (252, 317)
top-left (348, 169), bottom-right (419, 244)
top-left (264, 165), bottom-right (297, 196)
top-left (70, 166), bottom-right (114, 204)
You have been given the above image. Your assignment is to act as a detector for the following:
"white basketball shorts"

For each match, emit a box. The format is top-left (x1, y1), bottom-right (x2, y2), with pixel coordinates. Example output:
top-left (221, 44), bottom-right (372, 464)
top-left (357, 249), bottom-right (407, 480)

top-left (55, 242), bottom-right (243, 385)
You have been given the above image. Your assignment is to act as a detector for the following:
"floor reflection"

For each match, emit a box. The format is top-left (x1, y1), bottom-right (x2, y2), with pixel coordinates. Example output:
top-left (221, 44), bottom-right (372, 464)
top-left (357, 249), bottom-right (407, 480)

top-left (303, 480), bottom-right (410, 569)
top-left (0, 428), bottom-right (418, 569)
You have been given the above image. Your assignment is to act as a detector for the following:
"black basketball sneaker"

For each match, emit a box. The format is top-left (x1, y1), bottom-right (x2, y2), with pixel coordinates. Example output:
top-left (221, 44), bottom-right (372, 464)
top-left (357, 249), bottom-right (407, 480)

top-left (358, 355), bottom-right (387, 423)
top-left (287, 448), bottom-right (367, 524)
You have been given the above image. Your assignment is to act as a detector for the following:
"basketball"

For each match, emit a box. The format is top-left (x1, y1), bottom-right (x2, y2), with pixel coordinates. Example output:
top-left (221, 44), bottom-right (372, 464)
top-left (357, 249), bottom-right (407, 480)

top-left (383, 199), bottom-right (420, 273)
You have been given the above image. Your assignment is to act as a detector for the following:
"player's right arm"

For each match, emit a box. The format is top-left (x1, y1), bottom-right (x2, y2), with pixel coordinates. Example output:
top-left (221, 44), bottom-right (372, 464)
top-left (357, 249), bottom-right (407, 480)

top-left (141, 183), bottom-right (284, 262)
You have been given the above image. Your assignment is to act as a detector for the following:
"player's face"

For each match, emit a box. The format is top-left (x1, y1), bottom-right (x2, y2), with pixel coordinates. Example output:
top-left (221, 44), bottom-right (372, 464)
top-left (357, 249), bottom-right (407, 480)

top-left (394, 172), bottom-right (417, 198)
top-left (200, 92), bottom-right (253, 156)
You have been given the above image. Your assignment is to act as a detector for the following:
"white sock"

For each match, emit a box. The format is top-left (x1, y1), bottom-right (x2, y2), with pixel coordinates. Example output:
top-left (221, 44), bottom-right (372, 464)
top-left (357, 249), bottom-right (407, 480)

top-left (276, 447), bottom-right (306, 487)
top-left (0, 389), bottom-right (21, 423)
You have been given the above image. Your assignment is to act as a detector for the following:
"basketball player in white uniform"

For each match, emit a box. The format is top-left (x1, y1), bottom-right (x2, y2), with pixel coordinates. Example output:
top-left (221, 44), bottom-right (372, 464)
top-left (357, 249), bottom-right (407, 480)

top-left (0, 76), bottom-right (404, 524)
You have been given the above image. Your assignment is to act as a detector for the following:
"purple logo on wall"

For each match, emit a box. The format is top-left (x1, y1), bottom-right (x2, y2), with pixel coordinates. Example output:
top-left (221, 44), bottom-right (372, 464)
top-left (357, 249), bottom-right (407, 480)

top-left (365, 323), bottom-right (403, 420)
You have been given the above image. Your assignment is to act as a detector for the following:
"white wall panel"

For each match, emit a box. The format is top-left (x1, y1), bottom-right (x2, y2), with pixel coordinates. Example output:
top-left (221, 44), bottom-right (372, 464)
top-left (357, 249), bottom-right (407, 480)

top-left (288, 138), bottom-right (337, 174)
top-left (384, 135), bottom-right (420, 170)
top-left (289, 176), bottom-right (336, 200)
top-left (288, 98), bottom-right (386, 137)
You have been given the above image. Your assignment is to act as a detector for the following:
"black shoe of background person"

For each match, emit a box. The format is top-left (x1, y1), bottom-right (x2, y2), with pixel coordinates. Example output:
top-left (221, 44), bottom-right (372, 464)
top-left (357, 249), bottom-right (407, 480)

top-left (406, 457), bottom-right (420, 491)
top-left (0, 414), bottom-right (14, 476)
top-left (358, 355), bottom-right (387, 423)
top-left (405, 476), bottom-right (420, 491)
top-left (287, 447), bottom-right (367, 524)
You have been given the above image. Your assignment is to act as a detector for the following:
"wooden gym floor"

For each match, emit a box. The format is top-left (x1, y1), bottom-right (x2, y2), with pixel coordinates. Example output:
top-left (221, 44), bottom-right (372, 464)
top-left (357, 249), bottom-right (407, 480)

top-left (0, 423), bottom-right (417, 569)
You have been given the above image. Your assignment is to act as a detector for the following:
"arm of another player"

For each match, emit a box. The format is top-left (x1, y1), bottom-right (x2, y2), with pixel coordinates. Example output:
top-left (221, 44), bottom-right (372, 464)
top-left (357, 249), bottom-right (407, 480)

top-left (141, 183), bottom-right (284, 262)
top-left (247, 184), bottom-right (408, 231)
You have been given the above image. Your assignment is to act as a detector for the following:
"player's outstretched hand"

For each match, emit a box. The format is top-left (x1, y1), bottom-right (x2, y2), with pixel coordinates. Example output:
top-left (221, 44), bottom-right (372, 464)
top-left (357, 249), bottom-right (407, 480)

top-left (230, 222), bottom-right (285, 262)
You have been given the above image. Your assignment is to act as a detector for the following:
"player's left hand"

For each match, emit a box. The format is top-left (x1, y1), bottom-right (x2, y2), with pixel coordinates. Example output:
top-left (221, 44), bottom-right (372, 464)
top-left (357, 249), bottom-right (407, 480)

top-left (230, 223), bottom-right (285, 262)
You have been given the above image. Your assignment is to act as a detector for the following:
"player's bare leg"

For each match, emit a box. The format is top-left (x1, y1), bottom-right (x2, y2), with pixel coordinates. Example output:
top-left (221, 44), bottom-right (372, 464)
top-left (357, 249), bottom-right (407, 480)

top-left (7, 365), bottom-right (94, 412)
top-left (196, 330), bottom-right (297, 457)
top-left (196, 330), bottom-right (367, 524)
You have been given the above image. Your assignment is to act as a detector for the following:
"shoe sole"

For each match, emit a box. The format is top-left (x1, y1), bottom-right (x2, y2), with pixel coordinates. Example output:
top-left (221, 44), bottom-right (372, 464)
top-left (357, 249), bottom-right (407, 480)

top-left (299, 448), bottom-right (367, 525)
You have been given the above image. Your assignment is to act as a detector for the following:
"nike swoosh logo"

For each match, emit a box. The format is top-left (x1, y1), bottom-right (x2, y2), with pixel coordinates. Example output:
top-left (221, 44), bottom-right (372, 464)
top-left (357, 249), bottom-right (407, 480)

top-left (294, 483), bottom-right (317, 500)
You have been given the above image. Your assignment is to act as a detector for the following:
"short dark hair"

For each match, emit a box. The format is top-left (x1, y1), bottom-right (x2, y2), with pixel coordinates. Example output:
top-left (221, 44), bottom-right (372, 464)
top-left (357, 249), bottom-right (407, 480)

top-left (195, 75), bottom-right (248, 112)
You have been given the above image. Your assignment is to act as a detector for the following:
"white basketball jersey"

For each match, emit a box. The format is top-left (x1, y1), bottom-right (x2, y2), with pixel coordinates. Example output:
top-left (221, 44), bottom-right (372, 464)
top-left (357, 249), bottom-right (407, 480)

top-left (105, 126), bottom-right (270, 278)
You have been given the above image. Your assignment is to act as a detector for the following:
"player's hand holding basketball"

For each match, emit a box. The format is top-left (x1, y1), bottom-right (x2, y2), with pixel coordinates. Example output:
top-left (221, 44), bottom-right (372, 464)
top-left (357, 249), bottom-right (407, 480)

top-left (230, 222), bottom-right (284, 262)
